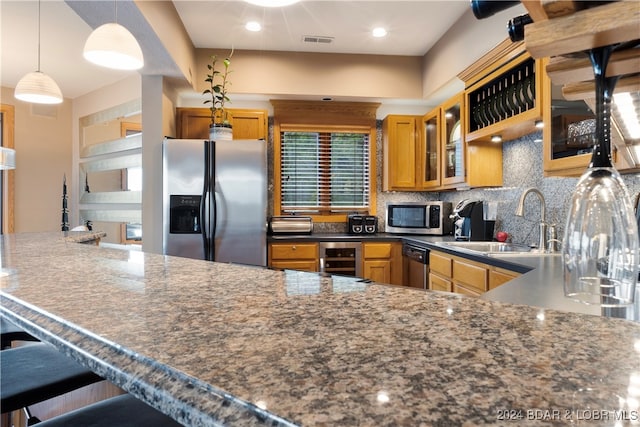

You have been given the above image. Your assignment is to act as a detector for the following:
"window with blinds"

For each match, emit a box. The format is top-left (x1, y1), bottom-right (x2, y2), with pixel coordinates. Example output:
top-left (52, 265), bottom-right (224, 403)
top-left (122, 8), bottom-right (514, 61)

top-left (280, 130), bottom-right (370, 214)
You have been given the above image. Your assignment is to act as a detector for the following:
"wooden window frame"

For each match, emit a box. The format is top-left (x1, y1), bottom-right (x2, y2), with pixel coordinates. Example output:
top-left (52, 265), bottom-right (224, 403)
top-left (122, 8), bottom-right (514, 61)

top-left (0, 104), bottom-right (15, 234)
top-left (272, 100), bottom-right (379, 223)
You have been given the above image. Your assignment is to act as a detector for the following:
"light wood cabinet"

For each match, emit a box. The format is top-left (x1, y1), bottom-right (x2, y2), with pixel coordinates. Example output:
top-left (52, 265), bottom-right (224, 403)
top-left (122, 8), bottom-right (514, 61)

top-left (423, 93), bottom-right (504, 191)
top-left (428, 251), bottom-right (453, 292)
top-left (452, 257), bottom-right (488, 295)
top-left (176, 107), bottom-right (268, 140)
top-left (428, 271), bottom-right (452, 293)
top-left (382, 115), bottom-right (421, 191)
top-left (268, 243), bottom-right (319, 272)
top-left (489, 267), bottom-right (520, 290)
top-left (383, 93), bottom-right (502, 192)
top-left (439, 94), bottom-right (466, 188)
top-left (421, 108), bottom-right (441, 189)
top-left (428, 249), bottom-right (520, 296)
top-left (362, 242), bottom-right (402, 285)
top-left (459, 39), bottom-right (544, 145)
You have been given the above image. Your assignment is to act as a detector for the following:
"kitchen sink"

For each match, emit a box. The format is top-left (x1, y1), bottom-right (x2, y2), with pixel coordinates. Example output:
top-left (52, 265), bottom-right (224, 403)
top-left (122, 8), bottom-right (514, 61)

top-left (437, 241), bottom-right (560, 257)
top-left (439, 241), bottom-right (533, 253)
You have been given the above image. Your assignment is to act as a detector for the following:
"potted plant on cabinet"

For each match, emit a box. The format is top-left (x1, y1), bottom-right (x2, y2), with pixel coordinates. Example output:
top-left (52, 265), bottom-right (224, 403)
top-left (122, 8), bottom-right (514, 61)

top-left (203, 50), bottom-right (233, 140)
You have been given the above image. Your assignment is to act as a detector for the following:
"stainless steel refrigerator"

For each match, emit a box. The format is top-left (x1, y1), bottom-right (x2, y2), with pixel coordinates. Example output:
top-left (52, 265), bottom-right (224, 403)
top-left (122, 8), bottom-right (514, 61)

top-left (162, 138), bottom-right (267, 266)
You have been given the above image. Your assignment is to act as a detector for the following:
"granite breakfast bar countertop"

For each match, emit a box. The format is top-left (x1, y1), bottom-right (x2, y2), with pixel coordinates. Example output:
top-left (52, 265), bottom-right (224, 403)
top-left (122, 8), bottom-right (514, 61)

top-left (2, 232), bottom-right (640, 426)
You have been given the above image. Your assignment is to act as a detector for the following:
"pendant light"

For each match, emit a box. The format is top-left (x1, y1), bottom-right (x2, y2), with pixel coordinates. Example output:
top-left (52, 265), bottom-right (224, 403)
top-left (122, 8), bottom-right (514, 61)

top-left (83, 1), bottom-right (143, 70)
top-left (14, 0), bottom-right (63, 105)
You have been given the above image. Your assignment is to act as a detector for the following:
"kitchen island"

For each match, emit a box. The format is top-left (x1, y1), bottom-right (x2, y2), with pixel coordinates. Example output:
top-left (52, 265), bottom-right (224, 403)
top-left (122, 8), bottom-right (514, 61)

top-left (2, 232), bottom-right (640, 426)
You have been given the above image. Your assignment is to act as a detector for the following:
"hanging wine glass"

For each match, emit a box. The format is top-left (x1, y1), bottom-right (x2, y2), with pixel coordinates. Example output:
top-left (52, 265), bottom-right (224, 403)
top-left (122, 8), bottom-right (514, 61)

top-left (562, 45), bottom-right (639, 306)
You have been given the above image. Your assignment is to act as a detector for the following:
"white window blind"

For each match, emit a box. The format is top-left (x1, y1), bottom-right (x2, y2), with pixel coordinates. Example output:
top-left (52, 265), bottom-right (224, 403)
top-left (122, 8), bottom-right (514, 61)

top-left (280, 131), bottom-right (370, 214)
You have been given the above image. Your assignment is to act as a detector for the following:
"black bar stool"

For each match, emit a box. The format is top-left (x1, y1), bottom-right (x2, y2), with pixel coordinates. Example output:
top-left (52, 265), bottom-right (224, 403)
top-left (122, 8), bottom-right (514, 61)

top-left (1, 319), bottom-right (183, 426)
top-left (34, 394), bottom-right (183, 427)
top-left (1, 316), bottom-right (39, 349)
top-left (1, 342), bottom-right (104, 424)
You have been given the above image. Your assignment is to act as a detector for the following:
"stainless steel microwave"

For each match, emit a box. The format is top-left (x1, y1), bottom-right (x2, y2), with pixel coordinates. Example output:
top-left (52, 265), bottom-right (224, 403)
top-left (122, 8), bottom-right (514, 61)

top-left (385, 202), bottom-right (453, 235)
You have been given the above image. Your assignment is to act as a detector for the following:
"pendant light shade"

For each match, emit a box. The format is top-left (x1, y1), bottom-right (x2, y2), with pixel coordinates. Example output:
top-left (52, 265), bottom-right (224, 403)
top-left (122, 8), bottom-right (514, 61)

top-left (14, 71), bottom-right (63, 104)
top-left (14, 0), bottom-right (63, 105)
top-left (83, 23), bottom-right (144, 70)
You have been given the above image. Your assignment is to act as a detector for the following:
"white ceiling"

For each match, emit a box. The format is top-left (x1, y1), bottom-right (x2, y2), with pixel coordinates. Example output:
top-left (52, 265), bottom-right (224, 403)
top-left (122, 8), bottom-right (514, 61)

top-left (173, 1), bottom-right (469, 56)
top-left (1, 0), bottom-right (472, 100)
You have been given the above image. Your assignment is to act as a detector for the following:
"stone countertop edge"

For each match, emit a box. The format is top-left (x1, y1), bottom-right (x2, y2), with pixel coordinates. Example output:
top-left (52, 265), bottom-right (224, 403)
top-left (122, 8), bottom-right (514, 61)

top-left (0, 294), bottom-right (296, 427)
top-left (3, 232), bottom-right (640, 426)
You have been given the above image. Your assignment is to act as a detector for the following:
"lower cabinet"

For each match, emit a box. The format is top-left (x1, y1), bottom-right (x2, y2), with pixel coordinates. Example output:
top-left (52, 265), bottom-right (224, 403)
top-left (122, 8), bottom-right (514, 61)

top-left (268, 243), bottom-right (319, 272)
top-left (269, 241), bottom-right (403, 285)
top-left (428, 249), bottom-right (520, 297)
top-left (362, 242), bottom-right (402, 286)
top-left (429, 251), bottom-right (453, 292)
top-left (489, 267), bottom-right (520, 290)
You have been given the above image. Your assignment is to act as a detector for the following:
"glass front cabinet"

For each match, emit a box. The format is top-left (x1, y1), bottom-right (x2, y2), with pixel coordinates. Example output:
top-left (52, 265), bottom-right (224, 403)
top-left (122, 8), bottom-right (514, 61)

top-left (440, 94), bottom-right (466, 188)
top-left (420, 109), bottom-right (441, 189)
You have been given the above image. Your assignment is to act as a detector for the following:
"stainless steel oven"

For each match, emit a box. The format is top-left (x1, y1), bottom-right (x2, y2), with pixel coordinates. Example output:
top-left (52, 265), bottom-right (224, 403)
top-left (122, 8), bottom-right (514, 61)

top-left (402, 243), bottom-right (429, 289)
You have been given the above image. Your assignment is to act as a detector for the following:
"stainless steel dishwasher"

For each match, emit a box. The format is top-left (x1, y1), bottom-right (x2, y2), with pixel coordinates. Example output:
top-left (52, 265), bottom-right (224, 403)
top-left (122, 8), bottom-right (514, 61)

top-left (402, 243), bottom-right (429, 289)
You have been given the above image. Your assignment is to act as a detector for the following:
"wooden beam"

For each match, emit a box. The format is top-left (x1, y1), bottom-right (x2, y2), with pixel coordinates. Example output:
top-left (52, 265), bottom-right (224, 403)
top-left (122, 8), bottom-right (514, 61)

top-left (521, 0), bottom-right (551, 21)
top-left (525, 1), bottom-right (640, 58)
top-left (546, 48), bottom-right (640, 85)
top-left (541, 0), bottom-right (583, 19)
top-left (562, 74), bottom-right (640, 100)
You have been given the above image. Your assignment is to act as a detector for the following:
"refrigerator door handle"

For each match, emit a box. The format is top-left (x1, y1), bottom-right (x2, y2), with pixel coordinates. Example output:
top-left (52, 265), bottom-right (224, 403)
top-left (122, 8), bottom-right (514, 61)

top-left (201, 142), bottom-right (211, 258)
top-left (209, 141), bottom-right (217, 261)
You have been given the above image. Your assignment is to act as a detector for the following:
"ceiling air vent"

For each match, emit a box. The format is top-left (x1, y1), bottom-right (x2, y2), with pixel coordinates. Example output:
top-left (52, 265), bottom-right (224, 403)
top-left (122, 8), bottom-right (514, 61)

top-left (303, 35), bottom-right (334, 44)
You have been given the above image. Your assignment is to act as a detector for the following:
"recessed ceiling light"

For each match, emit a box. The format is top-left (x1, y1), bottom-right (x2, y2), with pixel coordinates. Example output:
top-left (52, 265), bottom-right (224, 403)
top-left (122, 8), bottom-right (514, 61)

top-left (372, 27), bottom-right (387, 38)
top-left (245, 21), bottom-right (262, 32)
top-left (245, 0), bottom-right (299, 6)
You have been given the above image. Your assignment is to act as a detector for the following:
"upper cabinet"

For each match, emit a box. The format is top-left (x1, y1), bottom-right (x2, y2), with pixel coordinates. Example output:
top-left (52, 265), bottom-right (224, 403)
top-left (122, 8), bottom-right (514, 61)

top-left (439, 94), bottom-right (466, 188)
top-left (382, 115), bottom-right (421, 191)
top-left (383, 92), bottom-right (502, 192)
top-left (459, 39), bottom-right (544, 145)
top-left (176, 108), bottom-right (268, 140)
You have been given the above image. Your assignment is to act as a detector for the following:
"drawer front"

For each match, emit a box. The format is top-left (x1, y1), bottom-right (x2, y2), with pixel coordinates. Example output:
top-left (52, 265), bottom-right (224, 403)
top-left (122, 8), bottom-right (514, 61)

top-left (453, 283), bottom-right (482, 297)
top-left (270, 243), bottom-right (318, 260)
top-left (429, 273), bottom-right (452, 292)
top-left (489, 269), bottom-right (520, 290)
top-left (452, 260), bottom-right (488, 292)
top-left (270, 260), bottom-right (318, 272)
top-left (430, 252), bottom-right (452, 277)
top-left (363, 243), bottom-right (392, 259)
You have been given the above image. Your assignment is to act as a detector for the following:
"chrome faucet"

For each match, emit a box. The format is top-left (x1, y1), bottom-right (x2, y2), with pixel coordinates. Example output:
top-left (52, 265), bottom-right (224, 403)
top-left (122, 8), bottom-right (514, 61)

top-left (515, 187), bottom-right (548, 252)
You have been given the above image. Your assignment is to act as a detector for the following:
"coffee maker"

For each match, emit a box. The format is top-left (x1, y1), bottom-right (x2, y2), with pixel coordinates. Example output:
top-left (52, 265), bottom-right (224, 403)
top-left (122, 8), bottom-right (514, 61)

top-left (452, 200), bottom-right (495, 241)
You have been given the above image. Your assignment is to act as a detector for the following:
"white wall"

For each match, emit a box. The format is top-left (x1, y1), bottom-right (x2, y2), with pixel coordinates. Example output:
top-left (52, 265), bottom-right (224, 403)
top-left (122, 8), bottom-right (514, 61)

top-left (1, 86), bottom-right (72, 232)
top-left (421, 4), bottom-right (527, 104)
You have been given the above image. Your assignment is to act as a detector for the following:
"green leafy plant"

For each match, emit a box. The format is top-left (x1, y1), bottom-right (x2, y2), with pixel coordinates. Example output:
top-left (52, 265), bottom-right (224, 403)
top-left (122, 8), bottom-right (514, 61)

top-left (203, 50), bottom-right (233, 127)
